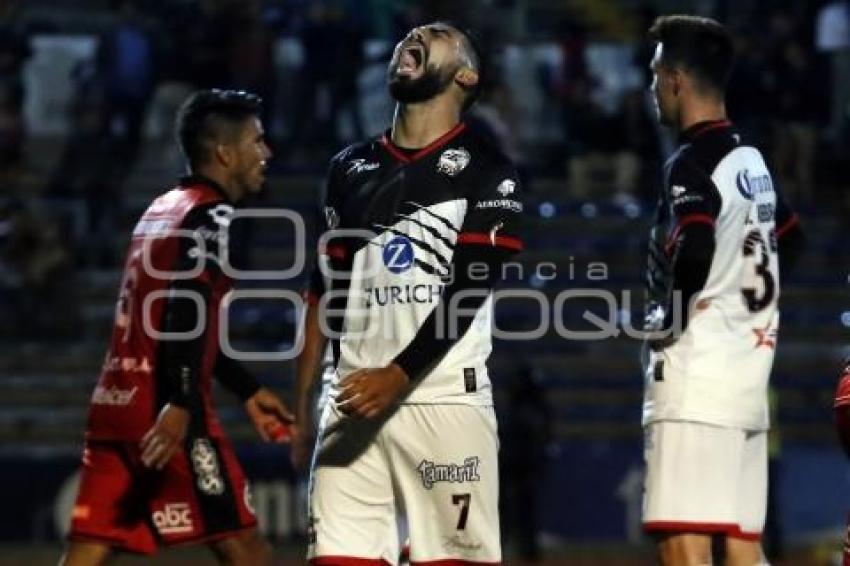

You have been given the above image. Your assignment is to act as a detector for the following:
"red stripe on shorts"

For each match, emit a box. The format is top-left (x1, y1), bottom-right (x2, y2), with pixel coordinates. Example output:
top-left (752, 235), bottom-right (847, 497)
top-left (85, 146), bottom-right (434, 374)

top-left (411, 560), bottom-right (501, 565)
top-left (644, 520), bottom-right (761, 540)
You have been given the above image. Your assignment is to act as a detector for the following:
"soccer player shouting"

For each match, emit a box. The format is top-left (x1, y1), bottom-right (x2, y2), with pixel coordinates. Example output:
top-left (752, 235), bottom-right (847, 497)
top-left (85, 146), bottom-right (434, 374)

top-left (297, 21), bottom-right (524, 565)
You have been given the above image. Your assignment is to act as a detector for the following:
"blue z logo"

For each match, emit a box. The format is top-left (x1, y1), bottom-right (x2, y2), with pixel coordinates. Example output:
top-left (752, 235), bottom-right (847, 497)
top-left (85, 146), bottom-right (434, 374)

top-left (383, 236), bottom-right (414, 273)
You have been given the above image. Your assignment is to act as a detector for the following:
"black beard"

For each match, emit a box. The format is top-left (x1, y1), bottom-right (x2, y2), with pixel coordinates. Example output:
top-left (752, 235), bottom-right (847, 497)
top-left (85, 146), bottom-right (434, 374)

top-left (388, 63), bottom-right (455, 104)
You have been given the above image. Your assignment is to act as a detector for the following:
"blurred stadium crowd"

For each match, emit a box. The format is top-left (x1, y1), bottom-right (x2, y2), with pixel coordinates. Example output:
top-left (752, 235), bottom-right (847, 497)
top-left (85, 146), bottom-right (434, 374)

top-left (2, 0), bottom-right (850, 336)
top-left (0, 0), bottom-right (849, 562)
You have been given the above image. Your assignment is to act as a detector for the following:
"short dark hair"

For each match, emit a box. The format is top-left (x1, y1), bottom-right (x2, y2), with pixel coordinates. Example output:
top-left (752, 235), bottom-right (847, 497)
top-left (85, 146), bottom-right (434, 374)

top-left (649, 15), bottom-right (735, 95)
top-left (175, 89), bottom-right (262, 168)
top-left (459, 26), bottom-right (486, 112)
top-left (436, 21), bottom-right (486, 113)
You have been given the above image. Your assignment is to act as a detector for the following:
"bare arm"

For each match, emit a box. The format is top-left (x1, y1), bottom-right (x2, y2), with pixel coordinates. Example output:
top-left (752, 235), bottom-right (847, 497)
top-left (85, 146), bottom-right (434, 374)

top-left (290, 299), bottom-right (327, 471)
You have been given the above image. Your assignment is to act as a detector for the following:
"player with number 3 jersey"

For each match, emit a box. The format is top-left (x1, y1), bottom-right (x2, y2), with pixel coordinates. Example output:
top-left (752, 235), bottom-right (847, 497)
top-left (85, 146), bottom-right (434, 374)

top-left (640, 15), bottom-right (803, 566)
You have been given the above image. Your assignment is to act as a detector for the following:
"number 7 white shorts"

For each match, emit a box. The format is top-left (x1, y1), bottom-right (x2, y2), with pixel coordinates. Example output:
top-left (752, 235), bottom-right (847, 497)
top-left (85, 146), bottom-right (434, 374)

top-left (307, 403), bottom-right (501, 565)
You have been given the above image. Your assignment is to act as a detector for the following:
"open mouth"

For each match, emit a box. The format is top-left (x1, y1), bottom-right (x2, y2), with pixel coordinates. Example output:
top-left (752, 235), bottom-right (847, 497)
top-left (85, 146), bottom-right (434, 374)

top-left (397, 43), bottom-right (425, 75)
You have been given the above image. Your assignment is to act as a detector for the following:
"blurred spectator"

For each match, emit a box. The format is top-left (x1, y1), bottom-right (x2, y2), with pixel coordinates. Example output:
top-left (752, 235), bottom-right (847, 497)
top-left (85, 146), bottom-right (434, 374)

top-left (98, 0), bottom-right (157, 167)
top-left (46, 58), bottom-right (123, 267)
top-left (362, 0), bottom-right (399, 39)
top-left (726, 25), bottom-right (775, 142)
top-left (500, 364), bottom-right (552, 563)
top-left (293, 1), bottom-right (365, 154)
top-left (816, 0), bottom-right (850, 144)
top-left (632, 3), bottom-right (666, 199)
top-left (0, 0), bottom-right (31, 170)
top-left (555, 18), bottom-right (593, 160)
top-left (224, 0), bottom-right (276, 129)
top-left (621, 86), bottom-right (661, 203)
top-left (771, 38), bottom-right (821, 204)
top-left (555, 19), bottom-right (639, 203)
top-left (170, 0), bottom-right (230, 89)
top-left (331, 13), bottom-right (365, 143)
top-left (0, 198), bottom-right (77, 340)
top-left (98, 0), bottom-right (158, 170)
top-left (390, 3), bottom-right (427, 41)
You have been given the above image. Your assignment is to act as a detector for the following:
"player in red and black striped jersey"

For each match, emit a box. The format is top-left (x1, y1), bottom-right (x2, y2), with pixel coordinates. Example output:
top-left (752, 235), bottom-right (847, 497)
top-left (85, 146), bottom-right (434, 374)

top-left (61, 90), bottom-right (292, 566)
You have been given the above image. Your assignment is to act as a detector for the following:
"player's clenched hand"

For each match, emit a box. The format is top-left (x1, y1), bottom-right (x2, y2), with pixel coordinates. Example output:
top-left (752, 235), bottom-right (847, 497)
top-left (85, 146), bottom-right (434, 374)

top-left (336, 364), bottom-right (410, 419)
top-left (140, 404), bottom-right (190, 470)
top-left (245, 387), bottom-right (294, 443)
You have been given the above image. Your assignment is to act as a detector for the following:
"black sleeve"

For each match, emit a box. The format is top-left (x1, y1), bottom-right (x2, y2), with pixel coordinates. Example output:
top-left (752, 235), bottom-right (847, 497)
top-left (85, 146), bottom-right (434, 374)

top-left (671, 223), bottom-right (716, 327)
top-left (393, 246), bottom-right (512, 380)
top-left (159, 202), bottom-right (232, 408)
top-left (304, 155), bottom-right (345, 305)
top-left (214, 351), bottom-right (261, 402)
top-left (665, 157), bottom-right (721, 329)
top-left (393, 163), bottom-right (524, 380)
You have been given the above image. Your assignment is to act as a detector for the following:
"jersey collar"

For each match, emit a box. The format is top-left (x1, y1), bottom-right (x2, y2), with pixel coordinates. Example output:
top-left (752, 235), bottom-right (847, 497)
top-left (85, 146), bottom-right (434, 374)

top-left (679, 119), bottom-right (732, 144)
top-left (380, 122), bottom-right (467, 164)
top-left (180, 174), bottom-right (233, 203)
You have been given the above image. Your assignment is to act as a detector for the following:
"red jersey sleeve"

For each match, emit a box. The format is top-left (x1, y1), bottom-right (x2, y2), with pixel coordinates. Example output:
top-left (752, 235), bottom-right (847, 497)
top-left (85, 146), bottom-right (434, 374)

top-left (835, 362), bottom-right (850, 408)
top-left (834, 361), bottom-right (850, 458)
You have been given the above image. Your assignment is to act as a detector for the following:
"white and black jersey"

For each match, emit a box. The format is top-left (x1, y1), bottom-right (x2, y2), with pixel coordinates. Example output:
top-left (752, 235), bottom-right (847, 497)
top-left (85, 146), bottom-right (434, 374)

top-left (306, 123), bottom-right (524, 406)
top-left (643, 120), bottom-right (801, 430)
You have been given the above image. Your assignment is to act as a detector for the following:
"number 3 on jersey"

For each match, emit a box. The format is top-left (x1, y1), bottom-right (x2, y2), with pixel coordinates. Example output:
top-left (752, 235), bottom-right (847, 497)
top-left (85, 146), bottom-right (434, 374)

top-left (741, 227), bottom-right (776, 312)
